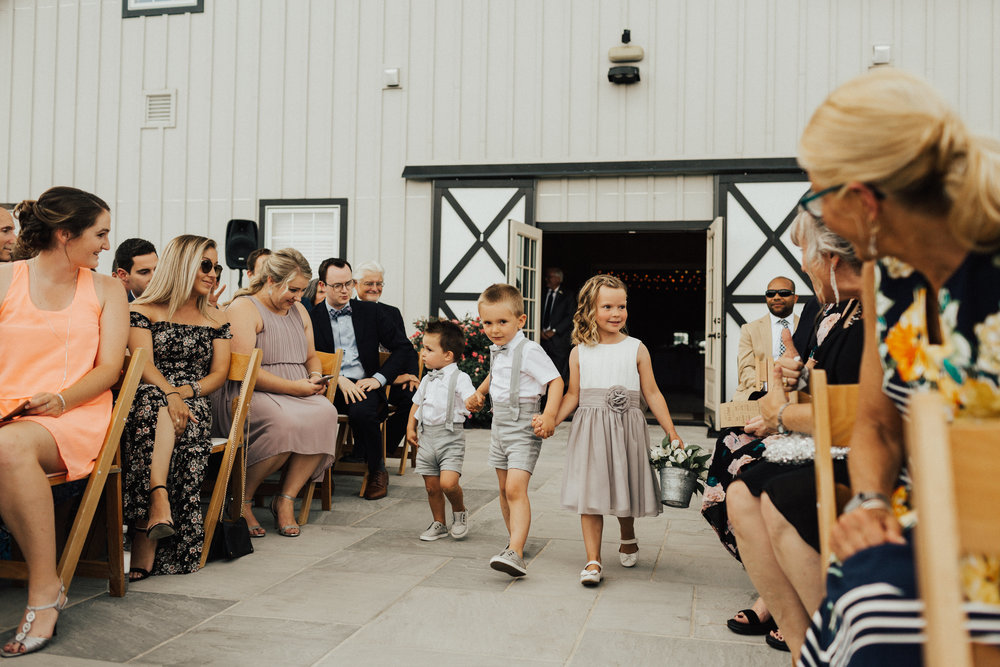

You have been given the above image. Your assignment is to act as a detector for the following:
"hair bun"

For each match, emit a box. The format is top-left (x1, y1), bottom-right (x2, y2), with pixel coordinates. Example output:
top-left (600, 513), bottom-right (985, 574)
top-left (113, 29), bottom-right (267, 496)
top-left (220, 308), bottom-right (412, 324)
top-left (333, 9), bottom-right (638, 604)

top-left (12, 199), bottom-right (37, 221)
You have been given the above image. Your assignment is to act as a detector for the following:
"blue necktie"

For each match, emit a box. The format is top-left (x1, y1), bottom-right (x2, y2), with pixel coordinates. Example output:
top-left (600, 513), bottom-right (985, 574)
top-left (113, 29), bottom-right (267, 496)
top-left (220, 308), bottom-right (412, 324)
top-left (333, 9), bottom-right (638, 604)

top-left (330, 305), bottom-right (352, 320)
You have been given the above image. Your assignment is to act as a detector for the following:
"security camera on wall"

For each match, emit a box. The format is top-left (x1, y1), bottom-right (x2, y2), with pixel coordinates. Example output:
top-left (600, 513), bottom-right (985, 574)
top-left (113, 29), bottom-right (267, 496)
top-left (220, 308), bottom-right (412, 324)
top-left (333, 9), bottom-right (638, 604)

top-left (608, 29), bottom-right (643, 85)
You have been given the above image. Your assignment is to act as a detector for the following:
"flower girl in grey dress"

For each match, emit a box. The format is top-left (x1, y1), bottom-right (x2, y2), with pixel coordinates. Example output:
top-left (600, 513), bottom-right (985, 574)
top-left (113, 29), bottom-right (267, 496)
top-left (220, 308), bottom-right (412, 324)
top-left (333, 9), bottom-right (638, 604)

top-left (552, 274), bottom-right (684, 586)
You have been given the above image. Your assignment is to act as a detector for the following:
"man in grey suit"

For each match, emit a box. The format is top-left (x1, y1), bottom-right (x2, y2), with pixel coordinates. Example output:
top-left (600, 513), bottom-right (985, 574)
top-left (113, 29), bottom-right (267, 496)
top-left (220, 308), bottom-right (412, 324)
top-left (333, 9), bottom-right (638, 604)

top-left (732, 276), bottom-right (798, 400)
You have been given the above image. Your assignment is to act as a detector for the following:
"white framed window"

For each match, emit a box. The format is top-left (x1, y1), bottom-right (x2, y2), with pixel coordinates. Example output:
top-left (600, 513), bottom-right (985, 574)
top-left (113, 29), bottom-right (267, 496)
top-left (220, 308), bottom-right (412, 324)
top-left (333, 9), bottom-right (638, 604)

top-left (259, 199), bottom-right (348, 280)
top-left (123, 0), bottom-right (204, 18)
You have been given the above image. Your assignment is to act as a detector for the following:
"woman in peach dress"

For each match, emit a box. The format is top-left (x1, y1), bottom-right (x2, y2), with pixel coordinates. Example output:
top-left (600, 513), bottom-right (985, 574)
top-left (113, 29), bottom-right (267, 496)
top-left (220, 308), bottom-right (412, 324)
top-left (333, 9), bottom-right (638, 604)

top-left (0, 187), bottom-right (128, 657)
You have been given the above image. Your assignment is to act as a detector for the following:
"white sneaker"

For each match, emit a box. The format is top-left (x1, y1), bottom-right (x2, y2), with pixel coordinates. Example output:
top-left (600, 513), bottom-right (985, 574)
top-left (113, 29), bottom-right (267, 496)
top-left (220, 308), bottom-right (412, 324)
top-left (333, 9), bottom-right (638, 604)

top-left (489, 548), bottom-right (527, 577)
top-left (420, 521), bottom-right (449, 541)
top-left (450, 511), bottom-right (469, 539)
top-left (580, 560), bottom-right (602, 586)
top-left (619, 539), bottom-right (638, 567)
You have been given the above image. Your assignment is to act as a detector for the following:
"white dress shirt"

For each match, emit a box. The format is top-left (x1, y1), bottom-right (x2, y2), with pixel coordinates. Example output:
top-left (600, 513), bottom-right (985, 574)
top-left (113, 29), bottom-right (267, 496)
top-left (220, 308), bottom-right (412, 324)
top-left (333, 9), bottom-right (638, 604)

top-left (488, 331), bottom-right (560, 403)
top-left (411, 363), bottom-right (476, 425)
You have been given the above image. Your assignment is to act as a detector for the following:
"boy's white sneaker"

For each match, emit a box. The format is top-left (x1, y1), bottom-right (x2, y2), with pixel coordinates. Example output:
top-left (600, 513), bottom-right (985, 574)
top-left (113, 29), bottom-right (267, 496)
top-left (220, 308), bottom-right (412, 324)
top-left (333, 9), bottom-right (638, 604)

top-left (420, 521), bottom-right (449, 541)
top-left (490, 548), bottom-right (527, 577)
top-left (450, 511), bottom-right (469, 539)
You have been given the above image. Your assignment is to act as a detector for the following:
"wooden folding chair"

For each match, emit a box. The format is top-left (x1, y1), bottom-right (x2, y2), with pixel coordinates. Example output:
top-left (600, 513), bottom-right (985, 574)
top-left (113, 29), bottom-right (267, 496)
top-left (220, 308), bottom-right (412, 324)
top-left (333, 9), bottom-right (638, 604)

top-left (0, 348), bottom-right (147, 597)
top-left (388, 356), bottom-right (422, 476)
top-left (755, 356), bottom-right (774, 393)
top-left (806, 369), bottom-right (858, 575)
top-left (200, 349), bottom-right (262, 569)
top-left (907, 391), bottom-right (1000, 667)
top-left (297, 349), bottom-right (344, 524)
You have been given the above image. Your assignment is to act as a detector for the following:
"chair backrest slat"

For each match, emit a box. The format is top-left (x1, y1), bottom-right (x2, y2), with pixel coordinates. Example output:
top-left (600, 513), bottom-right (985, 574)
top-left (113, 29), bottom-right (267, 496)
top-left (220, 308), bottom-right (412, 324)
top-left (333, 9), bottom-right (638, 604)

top-left (810, 369), bottom-right (859, 576)
top-left (907, 391), bottom-right (1000, 667)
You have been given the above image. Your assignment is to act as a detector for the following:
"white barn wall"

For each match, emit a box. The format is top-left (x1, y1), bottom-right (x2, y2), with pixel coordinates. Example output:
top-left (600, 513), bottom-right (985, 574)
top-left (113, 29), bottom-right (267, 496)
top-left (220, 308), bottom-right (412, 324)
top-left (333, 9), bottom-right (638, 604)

top-left (2, 0), bottom-right (1000, 330)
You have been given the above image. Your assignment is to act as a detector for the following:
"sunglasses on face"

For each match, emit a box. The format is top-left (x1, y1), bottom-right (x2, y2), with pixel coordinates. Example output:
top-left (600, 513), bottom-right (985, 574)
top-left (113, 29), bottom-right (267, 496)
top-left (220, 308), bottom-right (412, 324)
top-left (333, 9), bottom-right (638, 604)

top-left (199, 259), bottom-right (223, 278)
top-left (765, 289), bottom-right (794, 298)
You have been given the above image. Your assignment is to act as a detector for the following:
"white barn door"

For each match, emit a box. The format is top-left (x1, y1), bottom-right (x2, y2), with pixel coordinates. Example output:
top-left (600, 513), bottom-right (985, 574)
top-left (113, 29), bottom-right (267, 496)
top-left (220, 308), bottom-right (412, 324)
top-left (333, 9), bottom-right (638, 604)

top-left (718, 176), bottom-right (811, 403)
top-left (703, 216), bottom-right (724, 428)
top-left (506, 220), bottom-right (542, 341)
top-left (431, 180), bottom-right (535, 319)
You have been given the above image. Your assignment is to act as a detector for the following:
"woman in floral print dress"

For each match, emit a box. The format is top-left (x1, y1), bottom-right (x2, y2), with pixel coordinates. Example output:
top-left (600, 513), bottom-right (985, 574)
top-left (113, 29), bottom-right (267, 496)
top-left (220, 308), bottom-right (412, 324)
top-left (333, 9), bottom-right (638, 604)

top-left (123, 236), bottom-right (231, 578)
top-left (796, 67), bottom-right (1000, 665)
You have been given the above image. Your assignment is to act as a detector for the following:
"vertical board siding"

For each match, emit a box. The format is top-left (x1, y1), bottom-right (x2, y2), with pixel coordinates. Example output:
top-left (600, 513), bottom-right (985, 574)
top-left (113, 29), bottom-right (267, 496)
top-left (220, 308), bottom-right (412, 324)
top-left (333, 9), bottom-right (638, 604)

top-left (3, 0), bottom-right (1000, 328)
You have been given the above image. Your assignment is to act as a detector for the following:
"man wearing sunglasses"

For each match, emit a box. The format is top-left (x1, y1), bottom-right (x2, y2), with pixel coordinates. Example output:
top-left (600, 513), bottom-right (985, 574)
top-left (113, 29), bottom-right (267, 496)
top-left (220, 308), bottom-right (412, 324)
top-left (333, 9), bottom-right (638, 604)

top-left (732, 277), bottom-right (799, 401)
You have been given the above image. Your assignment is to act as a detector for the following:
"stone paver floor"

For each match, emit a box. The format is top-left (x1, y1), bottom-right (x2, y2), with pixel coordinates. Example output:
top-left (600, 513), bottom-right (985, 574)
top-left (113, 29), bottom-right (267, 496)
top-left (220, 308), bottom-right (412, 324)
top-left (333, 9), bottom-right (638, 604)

top-left (0, 424), bottom-right (787, 666)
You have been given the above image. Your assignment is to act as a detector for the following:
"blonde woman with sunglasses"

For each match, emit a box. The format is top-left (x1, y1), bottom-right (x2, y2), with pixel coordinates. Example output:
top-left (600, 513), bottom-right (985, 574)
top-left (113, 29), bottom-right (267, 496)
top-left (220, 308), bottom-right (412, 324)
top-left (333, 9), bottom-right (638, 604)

top-left (123, 235), bottom-right (232, 580)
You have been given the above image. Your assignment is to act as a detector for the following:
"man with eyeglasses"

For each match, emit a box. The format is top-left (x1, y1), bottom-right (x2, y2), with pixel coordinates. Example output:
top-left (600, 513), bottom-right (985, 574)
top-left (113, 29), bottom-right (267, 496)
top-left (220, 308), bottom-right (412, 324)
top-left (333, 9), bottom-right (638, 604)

top-left (310, 258), bottom-right (418, 500)
top-left (732, 277), bottom-right (799, 401)
top-left (112, 237), bottom-right (158, 302)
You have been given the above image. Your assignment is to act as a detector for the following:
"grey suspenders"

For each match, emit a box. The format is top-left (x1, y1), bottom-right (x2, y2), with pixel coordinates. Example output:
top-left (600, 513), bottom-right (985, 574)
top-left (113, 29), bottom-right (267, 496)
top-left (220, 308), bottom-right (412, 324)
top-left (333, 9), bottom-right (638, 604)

top-left (418, 368), bottom-right (461, 433)
top-left (490, 337), bottom-right (528, 420)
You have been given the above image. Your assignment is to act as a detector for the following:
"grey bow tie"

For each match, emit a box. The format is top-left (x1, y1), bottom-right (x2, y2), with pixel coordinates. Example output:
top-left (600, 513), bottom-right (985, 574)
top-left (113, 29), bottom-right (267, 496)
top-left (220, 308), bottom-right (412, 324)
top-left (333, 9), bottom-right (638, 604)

top-left (426, 369), bottom-right (446, 381)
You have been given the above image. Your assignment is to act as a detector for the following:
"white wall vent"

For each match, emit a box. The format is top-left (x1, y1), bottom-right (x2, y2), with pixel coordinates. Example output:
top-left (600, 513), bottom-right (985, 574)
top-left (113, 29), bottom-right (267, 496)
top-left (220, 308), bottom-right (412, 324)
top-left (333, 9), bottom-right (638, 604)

top-left (143, 90), bottom-right (176, 128)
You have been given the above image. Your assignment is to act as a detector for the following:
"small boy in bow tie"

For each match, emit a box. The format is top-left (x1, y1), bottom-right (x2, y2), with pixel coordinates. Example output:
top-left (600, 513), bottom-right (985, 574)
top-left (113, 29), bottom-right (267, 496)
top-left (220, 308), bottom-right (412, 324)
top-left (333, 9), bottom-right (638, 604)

top-left (406, 320), bottom-right (477, 541)
top-left (465, 284), bottom-right (564, 577)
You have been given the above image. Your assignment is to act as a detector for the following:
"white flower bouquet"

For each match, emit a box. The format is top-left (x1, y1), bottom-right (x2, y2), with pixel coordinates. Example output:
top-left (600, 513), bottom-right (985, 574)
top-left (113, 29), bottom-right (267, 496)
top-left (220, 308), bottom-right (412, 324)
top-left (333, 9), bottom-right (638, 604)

top-left (649, 438), bottom-right (711, 495)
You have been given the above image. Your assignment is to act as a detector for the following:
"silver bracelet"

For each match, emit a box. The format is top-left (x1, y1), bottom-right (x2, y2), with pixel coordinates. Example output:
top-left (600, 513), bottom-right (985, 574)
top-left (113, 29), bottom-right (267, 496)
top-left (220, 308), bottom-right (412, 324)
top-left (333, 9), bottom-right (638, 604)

top-left (55, 393), bottom-right (67, 414)
top-left (308, 371), bottom-right (322, 377)
top-left (776, 401), bottom-right (792, 434)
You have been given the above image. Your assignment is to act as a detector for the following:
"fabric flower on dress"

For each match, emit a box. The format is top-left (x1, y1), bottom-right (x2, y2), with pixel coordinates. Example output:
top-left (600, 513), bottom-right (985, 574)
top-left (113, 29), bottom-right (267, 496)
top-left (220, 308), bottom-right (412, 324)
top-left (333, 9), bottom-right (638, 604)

top-left (975, 312), bottom-right (1000, 375)
top-left (883, 256), bottom-right (915, 279)
top-left (605, 385), bottom-right (630, 413)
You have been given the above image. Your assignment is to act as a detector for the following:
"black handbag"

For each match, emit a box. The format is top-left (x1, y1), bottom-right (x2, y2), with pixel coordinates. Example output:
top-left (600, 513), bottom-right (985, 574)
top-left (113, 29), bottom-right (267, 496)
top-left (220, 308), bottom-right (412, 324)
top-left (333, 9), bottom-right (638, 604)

top-left (208, 513), bottom-right (253, 560)
top-left (207, 414), bottom-right (253, 561)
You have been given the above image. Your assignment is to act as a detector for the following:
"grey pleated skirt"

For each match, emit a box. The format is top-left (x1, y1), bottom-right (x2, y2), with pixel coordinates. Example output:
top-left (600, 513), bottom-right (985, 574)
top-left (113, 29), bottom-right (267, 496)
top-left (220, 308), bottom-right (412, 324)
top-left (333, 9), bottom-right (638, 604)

top-left (560, 387), bottom-right (662, 517)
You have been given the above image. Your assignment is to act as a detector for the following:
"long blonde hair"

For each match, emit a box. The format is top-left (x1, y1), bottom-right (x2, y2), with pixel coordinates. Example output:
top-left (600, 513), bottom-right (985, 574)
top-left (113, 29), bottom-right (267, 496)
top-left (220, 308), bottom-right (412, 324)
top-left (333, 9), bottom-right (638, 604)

top-left (799, 67), bottom-right (1000, 251)
top-left (232, 248), bottom-right (312, 301)
top-left (133, 234), bottom-right (214, 319)
top-left (571, 274), bottom-right (628, 345)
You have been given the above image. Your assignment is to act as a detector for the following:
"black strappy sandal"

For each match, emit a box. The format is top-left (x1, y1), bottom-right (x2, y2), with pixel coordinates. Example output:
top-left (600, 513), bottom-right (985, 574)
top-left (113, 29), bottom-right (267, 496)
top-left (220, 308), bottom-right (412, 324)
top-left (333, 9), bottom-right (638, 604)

top-left (145, 485), bottom-right (176, 540)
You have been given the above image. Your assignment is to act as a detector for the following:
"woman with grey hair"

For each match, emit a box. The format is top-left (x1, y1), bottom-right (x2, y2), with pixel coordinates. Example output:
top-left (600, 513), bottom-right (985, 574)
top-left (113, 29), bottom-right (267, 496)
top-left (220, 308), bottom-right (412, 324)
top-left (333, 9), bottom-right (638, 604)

top-left (702, 210), bottom-right (865, 653)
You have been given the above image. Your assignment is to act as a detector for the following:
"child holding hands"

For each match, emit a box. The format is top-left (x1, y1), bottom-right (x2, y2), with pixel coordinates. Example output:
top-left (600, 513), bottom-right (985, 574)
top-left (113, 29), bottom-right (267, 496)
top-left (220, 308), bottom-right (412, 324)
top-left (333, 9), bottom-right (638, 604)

top-left (466, 284), bottom-right (563, 577)
top-left (554, 274), bottom-right (683, 586)
top-left (406, 320), bottom-right (478, 541)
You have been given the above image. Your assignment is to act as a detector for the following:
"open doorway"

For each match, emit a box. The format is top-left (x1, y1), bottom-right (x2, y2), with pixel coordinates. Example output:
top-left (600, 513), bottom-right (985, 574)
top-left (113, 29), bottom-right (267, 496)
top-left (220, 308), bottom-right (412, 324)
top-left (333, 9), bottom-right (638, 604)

top-left (541, 229), bottom-right (707, 424)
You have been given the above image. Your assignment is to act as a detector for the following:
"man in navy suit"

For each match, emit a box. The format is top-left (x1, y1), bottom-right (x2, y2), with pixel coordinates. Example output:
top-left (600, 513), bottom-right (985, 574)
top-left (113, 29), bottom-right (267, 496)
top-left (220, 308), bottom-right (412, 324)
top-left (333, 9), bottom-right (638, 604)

top-left (311, 258), bottom-right (417, 500)
top-left (540, 267), bottom-right (574, 381)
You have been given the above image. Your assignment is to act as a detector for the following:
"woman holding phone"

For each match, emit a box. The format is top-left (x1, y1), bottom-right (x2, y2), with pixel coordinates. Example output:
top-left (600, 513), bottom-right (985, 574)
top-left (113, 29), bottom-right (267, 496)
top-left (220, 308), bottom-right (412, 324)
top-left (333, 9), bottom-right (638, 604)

top-left (214, 248), bottom-right (337, 538)
top-left (123, 235), bottom-right (231, 580)
top-left (0, 187), bottom-right (128, 657)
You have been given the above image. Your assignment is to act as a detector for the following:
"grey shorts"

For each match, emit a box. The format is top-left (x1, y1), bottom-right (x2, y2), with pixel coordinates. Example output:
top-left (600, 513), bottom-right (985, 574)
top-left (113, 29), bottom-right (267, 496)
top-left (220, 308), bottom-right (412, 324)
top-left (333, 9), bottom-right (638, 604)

top-left (488, 400), bottom-right (542, 473)
top-left (414, 423), bottom-right (466, 476)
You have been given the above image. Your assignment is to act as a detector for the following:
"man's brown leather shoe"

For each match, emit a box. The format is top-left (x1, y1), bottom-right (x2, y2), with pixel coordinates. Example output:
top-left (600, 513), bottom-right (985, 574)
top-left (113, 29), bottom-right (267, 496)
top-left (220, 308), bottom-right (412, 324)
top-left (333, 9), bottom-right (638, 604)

top-left (364, 469), bottom-right (389, 500)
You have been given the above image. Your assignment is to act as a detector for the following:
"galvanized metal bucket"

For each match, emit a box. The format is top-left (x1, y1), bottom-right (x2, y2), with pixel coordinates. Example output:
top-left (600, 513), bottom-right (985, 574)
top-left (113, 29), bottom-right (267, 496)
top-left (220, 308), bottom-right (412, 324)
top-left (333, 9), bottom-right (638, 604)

top-left (659, 467), bottom-right (697, 508)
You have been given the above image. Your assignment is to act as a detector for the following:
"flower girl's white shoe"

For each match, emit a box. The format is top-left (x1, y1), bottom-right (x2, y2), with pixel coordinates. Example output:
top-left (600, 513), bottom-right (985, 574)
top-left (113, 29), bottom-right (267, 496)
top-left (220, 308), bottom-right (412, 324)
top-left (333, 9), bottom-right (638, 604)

top-left (619, 539), bottom-right (638, 568)
top-left (580, 561), bottom-right (602, 586)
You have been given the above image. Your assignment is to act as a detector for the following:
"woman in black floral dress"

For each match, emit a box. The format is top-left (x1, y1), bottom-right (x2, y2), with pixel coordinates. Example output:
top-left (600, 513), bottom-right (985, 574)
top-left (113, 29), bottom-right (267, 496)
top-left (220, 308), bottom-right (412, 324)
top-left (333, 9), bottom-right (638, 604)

top-left (123, 235), bottom-right (231, 578)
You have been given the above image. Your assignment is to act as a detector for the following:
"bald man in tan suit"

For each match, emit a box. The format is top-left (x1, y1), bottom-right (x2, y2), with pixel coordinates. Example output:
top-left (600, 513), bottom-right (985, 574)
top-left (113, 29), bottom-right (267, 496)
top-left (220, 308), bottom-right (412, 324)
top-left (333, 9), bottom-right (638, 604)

top-left (732, 277), bottom-right (799, 401)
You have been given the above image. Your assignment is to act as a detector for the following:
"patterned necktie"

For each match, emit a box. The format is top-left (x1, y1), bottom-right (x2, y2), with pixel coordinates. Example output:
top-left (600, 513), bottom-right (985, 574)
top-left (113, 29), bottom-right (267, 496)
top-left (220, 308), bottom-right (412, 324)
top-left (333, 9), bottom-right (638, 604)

top-left (330, 305), bottom-right (352, 320)
top-left (777, 319), bottom-right (790, 356)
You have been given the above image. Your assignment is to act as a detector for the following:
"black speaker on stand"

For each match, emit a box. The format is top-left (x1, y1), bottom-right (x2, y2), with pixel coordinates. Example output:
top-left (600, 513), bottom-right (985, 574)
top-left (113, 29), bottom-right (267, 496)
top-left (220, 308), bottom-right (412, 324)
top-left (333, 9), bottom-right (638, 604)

top-left (225, 219), bottom-right (258, 288)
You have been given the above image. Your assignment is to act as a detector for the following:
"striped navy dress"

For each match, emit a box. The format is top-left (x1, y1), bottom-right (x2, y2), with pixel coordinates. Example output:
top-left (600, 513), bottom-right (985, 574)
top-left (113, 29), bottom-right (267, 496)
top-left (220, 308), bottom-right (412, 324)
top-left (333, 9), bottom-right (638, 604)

top-left (799, 252), bottom-right (1000, 667)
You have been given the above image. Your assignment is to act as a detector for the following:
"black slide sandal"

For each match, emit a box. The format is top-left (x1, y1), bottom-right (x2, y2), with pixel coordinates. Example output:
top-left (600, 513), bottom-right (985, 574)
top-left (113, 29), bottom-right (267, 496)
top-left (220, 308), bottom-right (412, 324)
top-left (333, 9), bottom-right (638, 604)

top-left (727, 609), bottom-right (778, 635)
